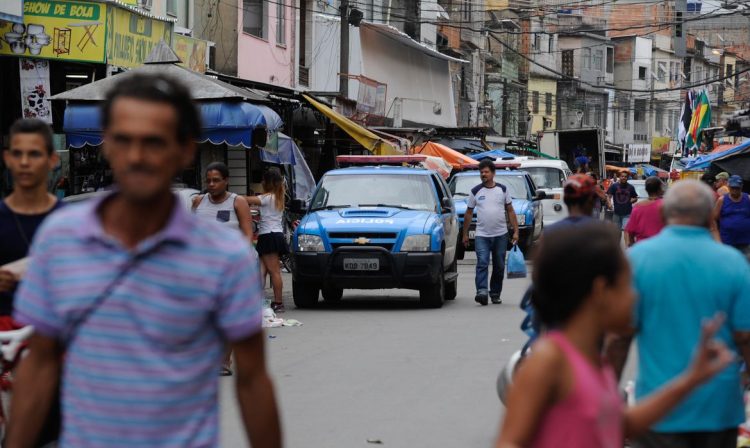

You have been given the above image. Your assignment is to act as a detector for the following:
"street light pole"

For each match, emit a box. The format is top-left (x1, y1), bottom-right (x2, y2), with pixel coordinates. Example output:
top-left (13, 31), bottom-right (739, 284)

top-left (340, 0), bottom-right (349, 98)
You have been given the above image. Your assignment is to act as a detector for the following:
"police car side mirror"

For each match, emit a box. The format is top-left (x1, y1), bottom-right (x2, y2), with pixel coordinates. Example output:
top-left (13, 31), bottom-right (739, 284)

top-left (533, 190), bottom-right (547, 201)
top-left (289, 199), bottom-right (306, 214)
top-left (441, 197), bottom-right (453, 213)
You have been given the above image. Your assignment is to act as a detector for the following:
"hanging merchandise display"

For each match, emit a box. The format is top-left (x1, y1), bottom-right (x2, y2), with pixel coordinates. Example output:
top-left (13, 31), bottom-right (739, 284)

top-left (19, 58), bottom-right (52, 123)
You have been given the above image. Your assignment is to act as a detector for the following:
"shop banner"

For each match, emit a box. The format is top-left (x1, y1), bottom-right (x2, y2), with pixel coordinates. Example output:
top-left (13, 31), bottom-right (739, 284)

top-left (172, 34), bottom-right (207, 73)
top-left (1, 0), bottom-right (24, 23)
top-left (19, 58), bottom-right (52, 123)
top-left (625, 143), bottom-right (652, 163)
top-left (0, 0), bottom-right (106, 62)
top-left (652, 136), bottom-right (671, 154)
top-left (106, 7), bottom-right (172, 68)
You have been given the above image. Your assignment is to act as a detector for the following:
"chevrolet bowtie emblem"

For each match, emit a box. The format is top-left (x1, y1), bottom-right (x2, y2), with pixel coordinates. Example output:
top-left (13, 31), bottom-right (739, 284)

top-left (353, 237), bottom-right (370, 245)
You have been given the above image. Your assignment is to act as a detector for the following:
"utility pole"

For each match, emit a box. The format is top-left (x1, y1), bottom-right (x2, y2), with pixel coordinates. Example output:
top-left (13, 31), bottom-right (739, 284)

top-left (340, 0), bottom-right (349, 98)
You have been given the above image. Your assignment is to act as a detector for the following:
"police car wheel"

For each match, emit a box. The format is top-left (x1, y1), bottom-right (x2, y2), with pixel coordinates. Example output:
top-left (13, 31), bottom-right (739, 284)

top-left (293, 280), bottom-right (320, 308)
top-left (322, 287), bottom-right (343, 302)
top-left (445, 261), bottom-right (458, 301)
top-left (419, 266), bottom-right (445, 308)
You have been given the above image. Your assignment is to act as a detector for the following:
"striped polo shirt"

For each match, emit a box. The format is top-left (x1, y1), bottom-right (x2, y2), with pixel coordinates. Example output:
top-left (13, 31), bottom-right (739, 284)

top-left (14, 192), bottom-right (263, 447)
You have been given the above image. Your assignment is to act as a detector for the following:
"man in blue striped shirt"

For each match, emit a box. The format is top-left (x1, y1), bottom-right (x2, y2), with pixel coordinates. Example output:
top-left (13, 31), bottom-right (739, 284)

top-left (7, 74), bottom-right (281, 447)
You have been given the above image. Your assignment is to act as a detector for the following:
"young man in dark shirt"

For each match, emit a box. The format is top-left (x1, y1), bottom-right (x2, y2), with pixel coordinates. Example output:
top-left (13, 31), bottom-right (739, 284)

top-left (0, 119), bottom-right (63, 321)
top-left (607, 171), bottom-right (638, 238)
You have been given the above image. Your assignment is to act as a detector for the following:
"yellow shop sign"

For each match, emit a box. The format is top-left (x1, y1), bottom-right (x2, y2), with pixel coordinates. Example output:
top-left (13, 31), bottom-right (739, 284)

top-left (0, 0), bottom-right (106, 63)
top-left (106, 7), bottom-right (171, 68)
top-left (172, 34), bottom-right (207, 73)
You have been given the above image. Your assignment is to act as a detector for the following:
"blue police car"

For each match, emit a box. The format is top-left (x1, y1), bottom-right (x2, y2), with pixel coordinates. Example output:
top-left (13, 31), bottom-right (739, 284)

top-left (291, 157), bottom-right (460, 309)
top-left (450, 167), bottom-right (544, 256)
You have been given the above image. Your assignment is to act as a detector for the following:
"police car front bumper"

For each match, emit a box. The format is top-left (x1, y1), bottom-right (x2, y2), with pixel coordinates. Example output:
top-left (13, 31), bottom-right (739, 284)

top-left (293, 246), bottom-right (443, 290)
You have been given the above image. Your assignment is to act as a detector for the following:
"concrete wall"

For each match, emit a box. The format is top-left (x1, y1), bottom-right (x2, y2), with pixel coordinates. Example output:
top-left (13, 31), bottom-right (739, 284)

top-left (194, 0), bottom-right (237, 75)
top-left (237, 0), bottom-right (295, 86)
top-left (359, 25), bottom-right (457, 127)
top-left (528, 77), bottom-right (557, 133)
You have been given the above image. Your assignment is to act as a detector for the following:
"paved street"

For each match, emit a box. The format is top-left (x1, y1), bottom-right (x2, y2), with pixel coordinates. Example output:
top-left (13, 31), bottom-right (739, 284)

top-left (220, 255), bottom-right (529, 447)
top-left (219, 254), bottom-right (639, 447)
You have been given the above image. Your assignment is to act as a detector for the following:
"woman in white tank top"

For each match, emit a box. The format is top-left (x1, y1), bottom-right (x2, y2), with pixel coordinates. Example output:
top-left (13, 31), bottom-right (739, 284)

top-left (246, 167), bottom-right (288, 313)
top-left (192, 162), bottom-right (254, 376)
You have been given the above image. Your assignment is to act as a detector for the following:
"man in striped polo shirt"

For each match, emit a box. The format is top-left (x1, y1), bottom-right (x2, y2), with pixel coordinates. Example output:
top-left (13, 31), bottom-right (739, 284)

top-left (7, 74), bottom-right (281, 447)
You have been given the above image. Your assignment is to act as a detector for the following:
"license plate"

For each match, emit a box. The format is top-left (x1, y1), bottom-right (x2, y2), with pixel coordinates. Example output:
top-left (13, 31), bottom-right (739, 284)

top-left (468, 230), bottom-right (476, 239)
top-left (343, 258), bottom-right (380, 271)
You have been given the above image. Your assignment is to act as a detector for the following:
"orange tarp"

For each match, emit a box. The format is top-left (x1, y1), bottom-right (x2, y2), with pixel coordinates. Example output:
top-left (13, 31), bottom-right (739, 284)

top-left (411, 142), bottom-right (478, 169)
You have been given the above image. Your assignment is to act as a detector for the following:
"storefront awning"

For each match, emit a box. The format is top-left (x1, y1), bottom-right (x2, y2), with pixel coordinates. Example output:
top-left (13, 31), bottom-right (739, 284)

top-left (64, 101), bottom-right (274, 149)
top-left (303, 94), bottom-right (400, 155)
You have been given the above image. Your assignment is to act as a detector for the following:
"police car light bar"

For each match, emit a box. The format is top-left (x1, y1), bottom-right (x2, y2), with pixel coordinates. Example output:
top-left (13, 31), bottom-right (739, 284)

top-left (336, 155), bottom-right (428, 166)
top-left (458, 162), bottom-right (521, 171)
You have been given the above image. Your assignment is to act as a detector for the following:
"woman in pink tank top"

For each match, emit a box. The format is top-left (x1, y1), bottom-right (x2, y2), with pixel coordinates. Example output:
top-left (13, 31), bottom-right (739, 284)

top-left (496, 224), bottom-right (733, 448)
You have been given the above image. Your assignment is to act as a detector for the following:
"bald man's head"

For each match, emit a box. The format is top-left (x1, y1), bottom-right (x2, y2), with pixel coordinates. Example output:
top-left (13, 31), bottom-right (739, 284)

top-left (662, 180), bottom-right (715, 228)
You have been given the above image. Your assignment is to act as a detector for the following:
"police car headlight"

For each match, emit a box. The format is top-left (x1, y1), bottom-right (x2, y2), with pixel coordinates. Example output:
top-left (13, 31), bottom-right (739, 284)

top-left (401, 234), bottom-right (431, 252)
top-left (516, 214), bottom-right (526, 226)
top-left (298, 234), bottom-right (324, 252)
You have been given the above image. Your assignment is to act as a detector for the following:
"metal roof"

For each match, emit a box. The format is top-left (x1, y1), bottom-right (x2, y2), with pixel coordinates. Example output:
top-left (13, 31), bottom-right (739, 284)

top-left (360, 22), bottom-right (468, 64)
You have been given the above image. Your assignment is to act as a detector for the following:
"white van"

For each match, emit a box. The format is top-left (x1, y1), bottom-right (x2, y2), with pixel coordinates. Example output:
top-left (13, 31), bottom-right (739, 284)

top-left (518, 159), bottom-right (572, 226)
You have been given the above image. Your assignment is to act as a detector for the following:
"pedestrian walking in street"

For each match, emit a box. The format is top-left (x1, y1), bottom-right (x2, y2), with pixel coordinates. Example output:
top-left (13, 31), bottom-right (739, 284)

top-left (192, 161), bottom-right (255, 376)
top-left (462, 159), bottom-right (519, 306)
top-left (607, 171), bottom-right (638, 236)
top-left (6, 73), bottom-right (282, 448)
top-left (715, 172), bottom-right (731, 196)
top-left (496, 223), bottom-right (735, 448)
top-left (0, 118), bottom-right (63, 447)
top-left (605, 180), bottom-right (750, 448)
top-left (246, 167), bottom-right (289, 313)
top-left (713, 174), bottom-right (750, 260)
top-left (624, 176), bottom-right (665, 247)
top-left (588, 172), bottom-right (608, 220)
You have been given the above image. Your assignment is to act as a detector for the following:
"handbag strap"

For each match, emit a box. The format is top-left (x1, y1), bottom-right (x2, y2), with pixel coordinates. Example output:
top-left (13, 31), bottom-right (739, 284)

top-left (64, 253), bottom-right (145, 345)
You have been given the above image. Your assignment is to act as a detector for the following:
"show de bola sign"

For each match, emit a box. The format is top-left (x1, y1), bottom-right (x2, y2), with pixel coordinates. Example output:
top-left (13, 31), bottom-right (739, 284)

top-left (0, 0), bottom-right (106, 63)
top-left (106, 6), bottom-right (171, 69)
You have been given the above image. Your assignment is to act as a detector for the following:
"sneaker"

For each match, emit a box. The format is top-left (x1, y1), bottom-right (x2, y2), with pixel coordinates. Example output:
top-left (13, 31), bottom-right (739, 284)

top-left (474, 294), bottom-right (488, 306)
top-left (491, 295), bottom-right (502, 305)
top-left (271, 302), bottom-right (286, 313)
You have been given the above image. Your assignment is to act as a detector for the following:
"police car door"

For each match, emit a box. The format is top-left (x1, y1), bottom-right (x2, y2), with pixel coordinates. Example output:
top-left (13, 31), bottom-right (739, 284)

top-left (432, 174), bottom-right (458, 265)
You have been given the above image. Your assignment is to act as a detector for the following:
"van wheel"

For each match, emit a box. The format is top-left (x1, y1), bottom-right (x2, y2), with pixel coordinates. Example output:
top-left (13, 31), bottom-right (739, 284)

top-left (322, 287), bottom-right (343, 302)
top-left (420, 266), bottom-right (445, 308)
top-left (293, 281), bottom-right (320, 308)
top-left (445, 260), bottom-right (458, 301)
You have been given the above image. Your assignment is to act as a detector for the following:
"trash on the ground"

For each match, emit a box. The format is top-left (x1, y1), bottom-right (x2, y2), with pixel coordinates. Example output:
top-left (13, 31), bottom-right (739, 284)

top-left (366, 439), bottom-right (383, 444)
top-left (262, 307), bottom-right (303, 328)
top-left (500, 338), bottom-right (510, 342)
top-left (268, 335), bottom-right (277, 339)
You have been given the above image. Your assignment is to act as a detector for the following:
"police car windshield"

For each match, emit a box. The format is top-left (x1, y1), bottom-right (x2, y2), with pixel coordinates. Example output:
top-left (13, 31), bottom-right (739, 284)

top-left (450, 175), bottom-right (528, 199)
top-left (523, 167), bottom-right (565, 189)
top-left (311, 174), bottom-right (438, 211)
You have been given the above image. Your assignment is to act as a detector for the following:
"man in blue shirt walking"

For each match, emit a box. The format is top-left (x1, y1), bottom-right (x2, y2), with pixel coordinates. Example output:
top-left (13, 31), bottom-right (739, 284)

top-left (606, 180), bottom-right (750, 448)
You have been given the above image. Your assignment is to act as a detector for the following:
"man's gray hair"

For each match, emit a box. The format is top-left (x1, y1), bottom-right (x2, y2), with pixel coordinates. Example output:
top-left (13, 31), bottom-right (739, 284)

top-left (662, 180), bottom-right (715, 226)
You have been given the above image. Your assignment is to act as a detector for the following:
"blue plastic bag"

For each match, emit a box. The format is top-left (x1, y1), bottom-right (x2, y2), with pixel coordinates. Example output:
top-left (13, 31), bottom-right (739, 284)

top-left (507, 244), bottom-right (527, 279)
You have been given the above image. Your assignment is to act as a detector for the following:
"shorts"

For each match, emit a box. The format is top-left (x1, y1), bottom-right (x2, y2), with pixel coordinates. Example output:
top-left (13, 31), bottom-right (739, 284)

top-left (632, 428), bottom-right (738, 448)
top-left (257, 232), bottom-right (289, 256)
top-left (613, 213), bottom-right (630, 230)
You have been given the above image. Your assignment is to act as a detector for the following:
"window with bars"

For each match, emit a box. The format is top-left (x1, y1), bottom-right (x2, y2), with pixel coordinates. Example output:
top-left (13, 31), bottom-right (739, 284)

top-left (606, 47), bottom-right (614, 74)
top-left (562, 50), bottom-right (574, 77)
top-left (593, 49), bottom-right (603, 71)
top-left (532, 91), bottom-right (539, 113)
top-left (583, 48), bottom-right (591, 70)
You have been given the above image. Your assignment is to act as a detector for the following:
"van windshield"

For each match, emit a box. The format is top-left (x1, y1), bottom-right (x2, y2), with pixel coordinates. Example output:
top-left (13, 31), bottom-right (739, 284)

top-left (311, 174), bottom-right (438, 211)
top-left (449, 174), bottom-right (528, 199)
top-left (523, 167), bottom-right (565, 189)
